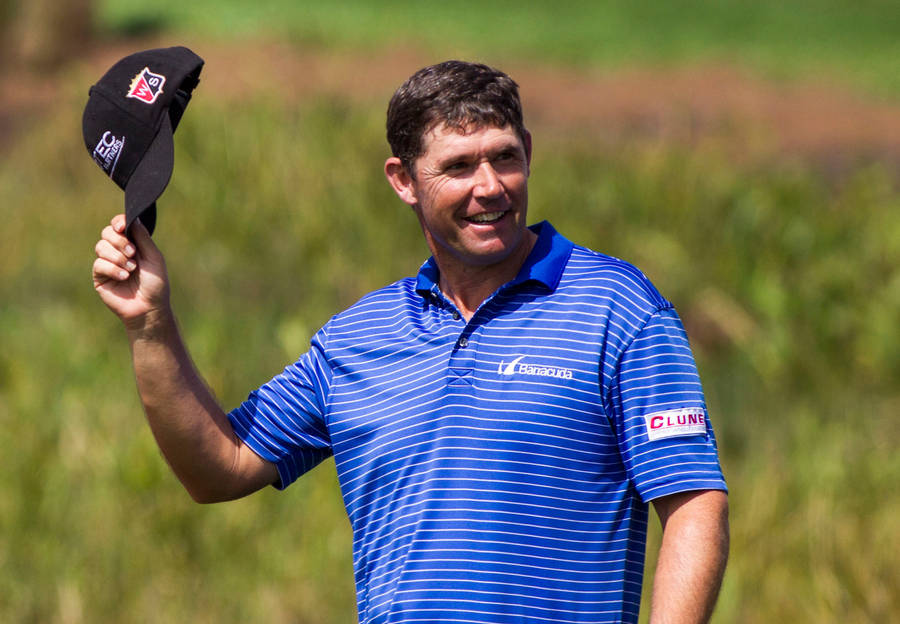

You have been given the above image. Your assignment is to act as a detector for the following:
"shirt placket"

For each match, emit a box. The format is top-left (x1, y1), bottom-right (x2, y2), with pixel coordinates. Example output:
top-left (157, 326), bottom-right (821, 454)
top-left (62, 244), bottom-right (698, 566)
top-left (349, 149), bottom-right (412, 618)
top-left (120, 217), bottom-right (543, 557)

top-left (434, 292), bottom-right (479, 388)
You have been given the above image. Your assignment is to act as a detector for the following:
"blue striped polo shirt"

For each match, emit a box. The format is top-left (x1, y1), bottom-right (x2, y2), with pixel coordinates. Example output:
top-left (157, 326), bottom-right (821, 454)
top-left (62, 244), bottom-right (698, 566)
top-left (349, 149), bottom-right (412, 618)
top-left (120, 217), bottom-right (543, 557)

top-left (228, 221), bottom-right (727, 624)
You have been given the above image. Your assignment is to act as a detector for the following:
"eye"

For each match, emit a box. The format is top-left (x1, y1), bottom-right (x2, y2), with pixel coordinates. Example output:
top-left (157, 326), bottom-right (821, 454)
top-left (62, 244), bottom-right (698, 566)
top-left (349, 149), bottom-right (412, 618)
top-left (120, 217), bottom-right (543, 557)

top-left (492, 150), bottom-right (523, 169)
top-left (444, 160), bottom-right (470, 173)
top-left (493, 149), bottom-right (521, 163)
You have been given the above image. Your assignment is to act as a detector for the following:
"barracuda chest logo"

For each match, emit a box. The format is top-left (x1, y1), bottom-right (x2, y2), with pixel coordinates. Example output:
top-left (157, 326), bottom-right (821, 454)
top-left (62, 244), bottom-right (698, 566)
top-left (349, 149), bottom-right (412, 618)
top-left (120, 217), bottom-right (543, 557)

top-left (497, 355), bottom-right (574, 380)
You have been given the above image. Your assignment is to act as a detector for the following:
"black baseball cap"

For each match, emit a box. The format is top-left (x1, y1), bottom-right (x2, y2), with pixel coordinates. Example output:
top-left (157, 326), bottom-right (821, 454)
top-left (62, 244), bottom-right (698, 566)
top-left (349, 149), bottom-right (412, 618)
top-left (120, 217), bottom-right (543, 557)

top-left (83, 46), bottom-right (204, 236)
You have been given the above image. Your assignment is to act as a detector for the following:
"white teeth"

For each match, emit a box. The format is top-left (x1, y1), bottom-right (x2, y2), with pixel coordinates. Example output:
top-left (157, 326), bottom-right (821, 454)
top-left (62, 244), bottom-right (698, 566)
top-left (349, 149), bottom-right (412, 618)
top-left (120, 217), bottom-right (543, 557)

top-left (468, 211), bottom-right (505, 223)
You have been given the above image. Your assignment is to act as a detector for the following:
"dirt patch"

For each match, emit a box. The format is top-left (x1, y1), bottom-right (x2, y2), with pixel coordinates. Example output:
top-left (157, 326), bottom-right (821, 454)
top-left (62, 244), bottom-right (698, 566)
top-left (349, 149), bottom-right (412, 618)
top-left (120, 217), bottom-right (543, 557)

top-left (5, 37), bottom-right (900, 176)
top-left (519, 63), bottom-right (900, 175)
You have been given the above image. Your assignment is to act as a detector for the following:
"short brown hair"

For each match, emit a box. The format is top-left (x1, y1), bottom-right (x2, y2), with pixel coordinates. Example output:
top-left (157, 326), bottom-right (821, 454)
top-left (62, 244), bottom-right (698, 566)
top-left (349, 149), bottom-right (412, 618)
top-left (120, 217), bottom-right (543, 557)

top-left (386, 60), bottom-right (527, 174)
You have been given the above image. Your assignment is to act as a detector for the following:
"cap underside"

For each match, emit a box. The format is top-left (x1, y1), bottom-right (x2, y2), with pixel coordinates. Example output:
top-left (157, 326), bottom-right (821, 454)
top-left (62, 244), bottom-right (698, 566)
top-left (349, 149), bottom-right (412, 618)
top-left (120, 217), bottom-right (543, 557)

top-left (124, 113), bottom-right (174, 235)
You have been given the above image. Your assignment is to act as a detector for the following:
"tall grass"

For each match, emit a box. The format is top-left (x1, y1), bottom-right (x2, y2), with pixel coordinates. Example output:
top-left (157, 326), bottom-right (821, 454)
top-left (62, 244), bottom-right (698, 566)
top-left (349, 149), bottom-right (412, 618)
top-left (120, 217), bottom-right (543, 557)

top-left (1, 74), bottom-right (897, 622)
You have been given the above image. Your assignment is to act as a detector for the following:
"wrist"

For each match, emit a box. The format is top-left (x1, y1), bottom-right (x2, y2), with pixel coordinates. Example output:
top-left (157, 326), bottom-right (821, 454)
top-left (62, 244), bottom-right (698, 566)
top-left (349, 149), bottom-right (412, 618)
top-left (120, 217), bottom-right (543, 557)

top-left (124, 304), bottom-right (177, 341)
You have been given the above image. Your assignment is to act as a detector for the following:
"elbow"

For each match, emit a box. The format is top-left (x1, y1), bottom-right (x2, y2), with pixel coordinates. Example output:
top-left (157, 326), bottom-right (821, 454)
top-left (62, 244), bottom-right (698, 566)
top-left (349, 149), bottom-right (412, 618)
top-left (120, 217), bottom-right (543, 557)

top-left (181, 472), bottom-right (268, 504)
top-left (185, 484), bottom-right (225, 505)
top-left (182, 479), bottom-right (239, 505)
top-left (171, 443), bottom-right (277, 504)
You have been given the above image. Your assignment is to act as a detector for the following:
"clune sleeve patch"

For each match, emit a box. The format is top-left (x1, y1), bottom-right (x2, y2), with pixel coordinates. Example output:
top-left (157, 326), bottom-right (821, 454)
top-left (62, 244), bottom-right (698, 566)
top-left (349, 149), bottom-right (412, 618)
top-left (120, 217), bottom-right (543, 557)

top-left (643, 407), bottom-right (707, 442)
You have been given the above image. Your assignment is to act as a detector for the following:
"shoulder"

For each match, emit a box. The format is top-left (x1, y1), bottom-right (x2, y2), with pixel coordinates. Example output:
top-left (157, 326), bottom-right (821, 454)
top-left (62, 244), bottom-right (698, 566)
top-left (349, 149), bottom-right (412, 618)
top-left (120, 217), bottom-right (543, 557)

top-left (323, 276), bottom-right (421, 333)
top-left (560, 244), bottom-right (672, 315)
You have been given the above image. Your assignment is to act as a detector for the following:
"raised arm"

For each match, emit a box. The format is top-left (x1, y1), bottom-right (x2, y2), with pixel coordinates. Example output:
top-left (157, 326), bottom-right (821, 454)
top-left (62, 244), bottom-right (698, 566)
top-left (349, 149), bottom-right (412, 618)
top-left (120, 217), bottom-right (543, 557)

top-left (649, 489), bottom-right (729, 624)
top-left (92, 214), bottom-right (278, 502)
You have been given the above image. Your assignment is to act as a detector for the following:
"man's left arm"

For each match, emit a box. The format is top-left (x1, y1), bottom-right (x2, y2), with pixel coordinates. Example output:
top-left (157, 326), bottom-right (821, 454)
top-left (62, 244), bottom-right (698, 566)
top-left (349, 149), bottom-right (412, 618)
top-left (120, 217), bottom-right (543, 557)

top-left (649, 489), bottom-right (729, 624)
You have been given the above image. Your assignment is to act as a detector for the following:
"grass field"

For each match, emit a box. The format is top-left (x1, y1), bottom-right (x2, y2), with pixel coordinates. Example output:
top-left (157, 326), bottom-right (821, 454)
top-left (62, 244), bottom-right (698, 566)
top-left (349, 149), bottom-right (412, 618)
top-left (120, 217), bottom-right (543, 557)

top-left (1, 2), bottom-right (899, 622)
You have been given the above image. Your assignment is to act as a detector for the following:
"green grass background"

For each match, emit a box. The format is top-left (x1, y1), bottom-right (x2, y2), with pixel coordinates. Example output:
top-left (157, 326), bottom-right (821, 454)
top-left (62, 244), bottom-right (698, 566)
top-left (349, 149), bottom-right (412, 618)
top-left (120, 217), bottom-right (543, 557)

top-left (99, 0), bottom-right (900, 98)
top-left (1, 1), bottom-right (898, 622)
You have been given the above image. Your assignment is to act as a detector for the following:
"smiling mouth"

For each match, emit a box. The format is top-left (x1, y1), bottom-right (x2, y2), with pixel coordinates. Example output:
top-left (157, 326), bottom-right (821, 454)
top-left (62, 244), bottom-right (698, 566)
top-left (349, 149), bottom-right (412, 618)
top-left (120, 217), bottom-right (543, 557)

top-left (464, 211), bottom-right (506, 224)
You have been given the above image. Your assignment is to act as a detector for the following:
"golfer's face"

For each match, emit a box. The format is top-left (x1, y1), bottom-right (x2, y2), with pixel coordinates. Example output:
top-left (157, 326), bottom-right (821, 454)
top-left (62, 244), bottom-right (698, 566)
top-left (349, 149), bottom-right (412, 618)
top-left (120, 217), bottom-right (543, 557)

top-left (410, 123), bottom-right (531, 271)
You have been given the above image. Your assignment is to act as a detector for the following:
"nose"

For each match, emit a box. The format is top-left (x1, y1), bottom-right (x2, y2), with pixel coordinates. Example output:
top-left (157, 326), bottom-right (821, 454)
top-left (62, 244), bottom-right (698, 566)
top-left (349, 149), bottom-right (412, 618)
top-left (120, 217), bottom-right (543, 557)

top-left (472, 162), bottom-right (503, 200)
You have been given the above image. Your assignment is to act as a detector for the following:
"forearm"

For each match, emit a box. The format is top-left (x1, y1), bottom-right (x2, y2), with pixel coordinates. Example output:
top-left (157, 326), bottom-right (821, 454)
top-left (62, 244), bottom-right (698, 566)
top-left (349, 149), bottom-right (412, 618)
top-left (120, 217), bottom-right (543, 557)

top-left (94, 215), bottom-right (274, 502)
top-left (650, 490), bottom-right (729, 624)
top-left (127, 308), bottom-right (246, 502)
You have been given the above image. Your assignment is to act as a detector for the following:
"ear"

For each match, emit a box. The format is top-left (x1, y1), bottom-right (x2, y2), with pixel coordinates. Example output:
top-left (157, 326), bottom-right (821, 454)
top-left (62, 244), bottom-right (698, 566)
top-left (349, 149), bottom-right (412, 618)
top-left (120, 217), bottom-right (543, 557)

top-left (384, 157), bottom-right (418, 207)
top-left (523, 130), bottom-right (533, 177)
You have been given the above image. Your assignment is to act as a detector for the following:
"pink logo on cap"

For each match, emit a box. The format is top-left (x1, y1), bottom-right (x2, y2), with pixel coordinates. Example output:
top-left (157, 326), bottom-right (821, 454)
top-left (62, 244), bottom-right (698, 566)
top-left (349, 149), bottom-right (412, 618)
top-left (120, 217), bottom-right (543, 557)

top-left (127, 67), bottom-right (166, 104)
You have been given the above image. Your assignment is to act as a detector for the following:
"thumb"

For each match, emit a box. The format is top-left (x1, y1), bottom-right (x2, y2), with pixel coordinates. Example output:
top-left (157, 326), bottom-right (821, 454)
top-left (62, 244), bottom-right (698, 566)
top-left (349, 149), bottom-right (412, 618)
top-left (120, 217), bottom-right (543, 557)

top-left (129, 217), bottom-right (160, 258)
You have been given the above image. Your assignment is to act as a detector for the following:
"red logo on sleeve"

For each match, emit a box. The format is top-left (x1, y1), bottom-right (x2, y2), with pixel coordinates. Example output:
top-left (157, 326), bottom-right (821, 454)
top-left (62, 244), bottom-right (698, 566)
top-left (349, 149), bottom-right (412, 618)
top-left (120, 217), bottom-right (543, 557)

top-left (644, 408), bottom-right (707, 441)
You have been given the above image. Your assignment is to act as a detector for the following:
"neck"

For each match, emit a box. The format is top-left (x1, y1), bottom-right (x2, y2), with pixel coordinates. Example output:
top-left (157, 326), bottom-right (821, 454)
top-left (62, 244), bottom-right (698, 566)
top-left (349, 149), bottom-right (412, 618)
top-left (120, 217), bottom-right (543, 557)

top-left (436, 230), bottom-right (537, 321)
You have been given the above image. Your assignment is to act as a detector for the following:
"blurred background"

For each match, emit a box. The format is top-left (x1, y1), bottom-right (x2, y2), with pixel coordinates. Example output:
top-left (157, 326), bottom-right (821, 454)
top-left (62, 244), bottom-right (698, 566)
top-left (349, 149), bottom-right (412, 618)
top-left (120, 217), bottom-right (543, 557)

top-left (1, 1), bottom-right (898, 622)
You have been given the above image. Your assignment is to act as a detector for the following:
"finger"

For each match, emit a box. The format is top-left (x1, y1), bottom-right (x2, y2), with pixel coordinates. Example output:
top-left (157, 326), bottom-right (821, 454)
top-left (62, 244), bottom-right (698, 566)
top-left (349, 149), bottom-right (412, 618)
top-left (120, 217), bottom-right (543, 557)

top-left (106, 214), bottom-right (136, 257)
top-left (111, 213), bottom-right (127, 234)
top-left (92, 257), bottom-right (132, 285)
top-left (95, 238), bottom-right (137, 271)
top-left (101, 224), bottom-right (136, 258)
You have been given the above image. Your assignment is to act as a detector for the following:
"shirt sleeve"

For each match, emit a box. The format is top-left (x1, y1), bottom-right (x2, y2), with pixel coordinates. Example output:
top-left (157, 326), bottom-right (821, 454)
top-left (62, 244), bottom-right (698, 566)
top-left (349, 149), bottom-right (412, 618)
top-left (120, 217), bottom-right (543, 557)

top-left (610, 307), bottom-right (727, 502)
top-left (228, 326), bottom-right (334, 489)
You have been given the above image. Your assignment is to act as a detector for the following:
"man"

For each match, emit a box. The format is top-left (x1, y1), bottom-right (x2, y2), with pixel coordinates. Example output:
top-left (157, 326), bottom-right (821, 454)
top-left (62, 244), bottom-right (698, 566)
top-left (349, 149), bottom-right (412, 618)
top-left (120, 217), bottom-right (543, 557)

top-left (92, 61), bottom-right (728, 624)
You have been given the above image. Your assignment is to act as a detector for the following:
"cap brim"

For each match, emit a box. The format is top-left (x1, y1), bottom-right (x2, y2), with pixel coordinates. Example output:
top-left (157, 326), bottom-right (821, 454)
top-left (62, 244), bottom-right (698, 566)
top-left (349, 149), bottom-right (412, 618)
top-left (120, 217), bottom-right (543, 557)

top-left (124, 113), bottom-right (174, 236)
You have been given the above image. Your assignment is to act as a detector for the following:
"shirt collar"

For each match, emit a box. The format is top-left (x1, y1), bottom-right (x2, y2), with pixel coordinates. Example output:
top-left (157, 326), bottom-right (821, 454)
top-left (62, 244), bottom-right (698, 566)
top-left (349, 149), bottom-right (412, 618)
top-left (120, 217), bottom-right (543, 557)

top-left (415, 220), bottom-right (574, 300)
